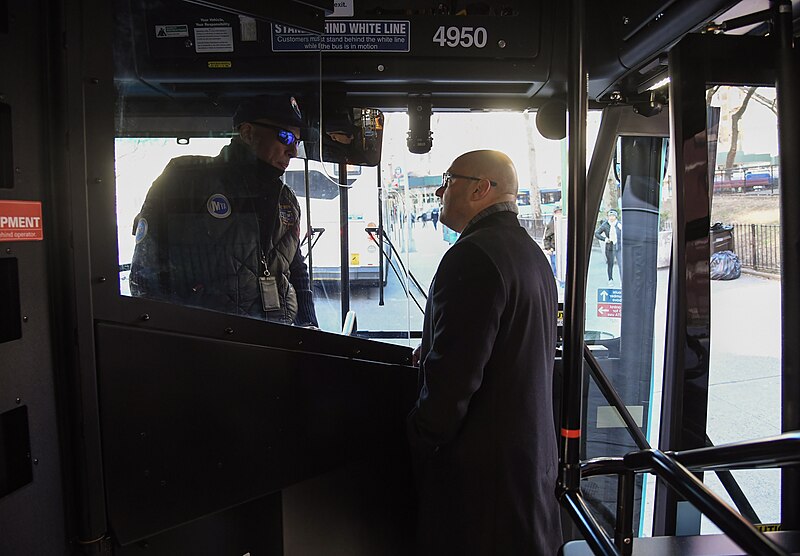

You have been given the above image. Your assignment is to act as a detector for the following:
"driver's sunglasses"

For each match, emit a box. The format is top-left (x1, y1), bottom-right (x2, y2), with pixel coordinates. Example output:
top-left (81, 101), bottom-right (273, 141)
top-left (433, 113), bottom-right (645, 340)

top-left (441, 172), bottom-right (498, 189)
top-left (248, 122), bottom-right (301, 146)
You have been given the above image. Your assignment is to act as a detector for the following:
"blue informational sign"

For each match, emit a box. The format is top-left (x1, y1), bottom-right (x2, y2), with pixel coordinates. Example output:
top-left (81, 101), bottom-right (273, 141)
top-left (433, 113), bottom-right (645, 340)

top-left (272, 20), bottom-right (411, 52)
top-left (597, 288), bottom-right (622, 304)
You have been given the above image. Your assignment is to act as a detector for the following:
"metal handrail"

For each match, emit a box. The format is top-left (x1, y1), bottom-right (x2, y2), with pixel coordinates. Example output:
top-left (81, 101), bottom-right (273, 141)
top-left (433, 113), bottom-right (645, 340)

top-left (671, 432), bottom-right (800, 472)
top-left (369, 227), bottom-right (428, 300)
top-left (581, 456), bottom-right (625, 478)
top-left (624, 450), bottom-right (789, 556)
top-left (581, 432), bottom-right (800, 477)
top-left (577, 433), bottom-right (800, 556)
top-left (704, 434), bottom-right (761, 524)
top-left (582, 345), bottom-right (761, 522)
top-left (559, 490), bottom-right (620, 556)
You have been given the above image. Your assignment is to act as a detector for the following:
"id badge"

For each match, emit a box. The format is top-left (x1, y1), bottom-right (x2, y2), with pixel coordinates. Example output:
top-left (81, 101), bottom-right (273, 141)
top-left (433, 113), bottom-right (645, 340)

top-left (259, 275), bottom-right (281, 311)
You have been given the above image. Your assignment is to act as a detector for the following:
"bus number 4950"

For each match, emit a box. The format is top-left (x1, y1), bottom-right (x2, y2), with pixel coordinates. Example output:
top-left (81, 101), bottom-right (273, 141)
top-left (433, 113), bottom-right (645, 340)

top-left (432, 26), bottom-right (488, 48)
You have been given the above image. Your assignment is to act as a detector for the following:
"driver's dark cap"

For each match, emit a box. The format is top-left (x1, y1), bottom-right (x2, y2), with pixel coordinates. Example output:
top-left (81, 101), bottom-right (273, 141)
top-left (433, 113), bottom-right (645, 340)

top-left (233, 94), bottom-right (306, 130)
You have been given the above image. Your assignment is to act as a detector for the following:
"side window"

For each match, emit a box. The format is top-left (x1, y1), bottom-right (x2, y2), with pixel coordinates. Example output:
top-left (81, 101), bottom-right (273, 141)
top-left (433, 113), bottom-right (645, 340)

top-left (702, 85), bottom-right (781, 533)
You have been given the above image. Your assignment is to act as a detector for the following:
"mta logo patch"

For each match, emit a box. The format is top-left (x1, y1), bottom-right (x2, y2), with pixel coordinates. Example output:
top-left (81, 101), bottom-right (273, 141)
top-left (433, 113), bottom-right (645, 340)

top-left (134, 218), bottom-right (148, 244)
top-left (279, 203), bottom-right (297, 226)
top-left (207, 194), bottom-right (231, 219)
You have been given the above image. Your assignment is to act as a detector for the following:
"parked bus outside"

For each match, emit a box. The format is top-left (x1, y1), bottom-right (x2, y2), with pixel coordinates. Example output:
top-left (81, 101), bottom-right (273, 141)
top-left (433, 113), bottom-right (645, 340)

top-left (713, 165), bottom-right (780, 194)
top-left (516, 188), bottom-right (532, 217)
top-left (540, 186), bottom-right (563, 218)
top-left (284, 160), bottom-right (395, 287)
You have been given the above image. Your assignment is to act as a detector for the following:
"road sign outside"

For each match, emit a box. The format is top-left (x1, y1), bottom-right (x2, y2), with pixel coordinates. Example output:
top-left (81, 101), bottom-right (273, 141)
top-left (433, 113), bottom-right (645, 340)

top-left (597, 303), bottom-right (621, 318)
top-left (597, 288), bottom-right (622, 303)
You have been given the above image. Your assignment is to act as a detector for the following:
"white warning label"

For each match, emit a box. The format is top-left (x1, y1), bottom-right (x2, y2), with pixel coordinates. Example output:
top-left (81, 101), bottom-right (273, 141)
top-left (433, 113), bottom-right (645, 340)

top-left (195, 25), bottom-right (234, 53)
top-left (330, 0), bottom-right (354, 17)
top-left (272, 20), bottom-right (410, 52)
top-left (155, 24), bottom-right (189, 38)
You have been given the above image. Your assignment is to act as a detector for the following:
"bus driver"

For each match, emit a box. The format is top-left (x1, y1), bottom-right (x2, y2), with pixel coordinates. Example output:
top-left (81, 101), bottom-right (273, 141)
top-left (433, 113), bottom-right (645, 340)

top-left (129, 94), bottom-right (318, 327)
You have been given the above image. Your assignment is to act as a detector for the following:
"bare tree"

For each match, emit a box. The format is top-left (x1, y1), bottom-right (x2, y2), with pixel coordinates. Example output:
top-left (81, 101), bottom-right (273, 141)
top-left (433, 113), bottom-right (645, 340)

top-left (743, 87), bottom-right (778, 116)
top-left (723, 86), bottom-right (757, 179)
top-left (523, 111), bottom-right (541, 218)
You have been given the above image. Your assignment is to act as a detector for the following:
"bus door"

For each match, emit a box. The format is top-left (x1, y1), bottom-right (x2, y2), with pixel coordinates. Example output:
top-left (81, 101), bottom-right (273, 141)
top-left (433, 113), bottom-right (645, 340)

top-left (653, 32), bottom-right (793, 537)
top-left (571, 105), bottom-right (671, 538)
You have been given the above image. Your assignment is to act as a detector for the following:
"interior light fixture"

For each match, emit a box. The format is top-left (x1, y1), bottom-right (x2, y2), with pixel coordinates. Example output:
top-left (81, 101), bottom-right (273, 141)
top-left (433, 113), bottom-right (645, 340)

top-left (647, 76), bottom-right (671, 91)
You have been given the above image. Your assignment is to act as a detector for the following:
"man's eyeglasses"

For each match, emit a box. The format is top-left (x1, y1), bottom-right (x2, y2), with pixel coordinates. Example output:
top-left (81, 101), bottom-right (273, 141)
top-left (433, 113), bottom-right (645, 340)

top-left (441, 172), bottom-right (498, 189)
top-left (247, 122), bottom-right (301, 146)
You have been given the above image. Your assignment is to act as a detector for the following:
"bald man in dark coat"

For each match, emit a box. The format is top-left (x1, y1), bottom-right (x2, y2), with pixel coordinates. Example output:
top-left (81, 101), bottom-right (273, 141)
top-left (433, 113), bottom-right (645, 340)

top-left (407, 150), bottom-right (562, 555)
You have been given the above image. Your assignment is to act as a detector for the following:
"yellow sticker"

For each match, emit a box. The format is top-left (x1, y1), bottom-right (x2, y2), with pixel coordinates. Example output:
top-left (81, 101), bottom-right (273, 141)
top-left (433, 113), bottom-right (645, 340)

top-left (350, 253), bottom-right (360, 266)
top-left (207, 61), bottom-right (232, 69)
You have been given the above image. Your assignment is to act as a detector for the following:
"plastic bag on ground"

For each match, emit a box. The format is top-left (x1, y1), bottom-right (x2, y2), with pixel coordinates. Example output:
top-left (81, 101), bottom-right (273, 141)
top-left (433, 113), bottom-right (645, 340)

top-left (710, 250), bottom-right (741, 280)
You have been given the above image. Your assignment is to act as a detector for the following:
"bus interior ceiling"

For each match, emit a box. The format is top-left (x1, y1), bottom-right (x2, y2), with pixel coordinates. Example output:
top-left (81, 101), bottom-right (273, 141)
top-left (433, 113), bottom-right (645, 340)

top-left (113, 0), bottom-right (781, 122)
top-left (2, 0), bottom-right (800, 555)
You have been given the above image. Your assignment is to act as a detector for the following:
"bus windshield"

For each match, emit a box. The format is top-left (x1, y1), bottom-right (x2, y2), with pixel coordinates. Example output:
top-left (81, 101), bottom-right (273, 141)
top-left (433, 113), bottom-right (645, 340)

top-left (114, 112), bottom-right (603, 338)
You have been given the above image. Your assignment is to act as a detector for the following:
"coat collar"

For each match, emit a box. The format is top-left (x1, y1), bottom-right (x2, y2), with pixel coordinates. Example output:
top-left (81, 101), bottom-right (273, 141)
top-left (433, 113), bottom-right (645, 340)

top-left (460, 203), bottom-right (520, 237)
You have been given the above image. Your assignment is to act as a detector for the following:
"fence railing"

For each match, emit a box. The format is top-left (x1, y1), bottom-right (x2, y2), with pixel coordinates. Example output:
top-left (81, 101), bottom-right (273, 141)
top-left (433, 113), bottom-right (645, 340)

top-left (731, 223), bottom-right (781, 274)
top-left (520, 217), bottom-right (781, 274)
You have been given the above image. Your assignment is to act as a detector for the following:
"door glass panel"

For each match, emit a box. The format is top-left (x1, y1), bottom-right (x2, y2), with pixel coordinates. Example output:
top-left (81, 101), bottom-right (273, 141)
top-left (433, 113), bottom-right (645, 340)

top-left (582, 135), bottom-right (672, 537)
top-left (702, 85), bottom-right (782, 532)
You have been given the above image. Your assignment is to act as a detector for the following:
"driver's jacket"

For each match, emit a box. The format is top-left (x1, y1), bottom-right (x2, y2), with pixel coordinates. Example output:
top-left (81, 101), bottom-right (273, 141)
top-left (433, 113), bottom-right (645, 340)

top-left (129, 140), bottom-right (316, 326)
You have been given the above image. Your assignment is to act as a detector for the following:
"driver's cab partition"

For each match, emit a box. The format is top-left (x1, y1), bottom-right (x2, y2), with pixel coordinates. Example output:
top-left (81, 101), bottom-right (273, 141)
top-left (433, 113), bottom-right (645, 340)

top-left (96, 320), bottom-right (417, 552)
top-left (83, 1), bottom-right (424, 553)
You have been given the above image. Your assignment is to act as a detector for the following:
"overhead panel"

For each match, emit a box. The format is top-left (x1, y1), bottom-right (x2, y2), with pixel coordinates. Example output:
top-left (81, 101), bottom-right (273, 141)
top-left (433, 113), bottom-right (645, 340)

top-left (117, 0), bottom-right (556, 112)
top-left (318, 3), bottom-right (550, 101)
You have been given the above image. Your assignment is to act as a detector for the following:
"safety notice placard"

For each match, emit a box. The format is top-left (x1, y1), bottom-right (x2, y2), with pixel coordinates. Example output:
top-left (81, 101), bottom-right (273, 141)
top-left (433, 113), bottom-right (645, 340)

top-left (195, 19), bottom-right (234, 53)
top-left (272, 20), bottom-right (410, 52)
top-left (0, 200), bottom-right (44, 242)
top-left (155, 24), bottom-right (189, 38)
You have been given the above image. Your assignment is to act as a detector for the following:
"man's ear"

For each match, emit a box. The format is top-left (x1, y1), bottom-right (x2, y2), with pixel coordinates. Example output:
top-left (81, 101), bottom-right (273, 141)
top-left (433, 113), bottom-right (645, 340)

top-left (238, 124), bottom-right (254, 145)
top-left (470, 178), bottom-right (494, 201)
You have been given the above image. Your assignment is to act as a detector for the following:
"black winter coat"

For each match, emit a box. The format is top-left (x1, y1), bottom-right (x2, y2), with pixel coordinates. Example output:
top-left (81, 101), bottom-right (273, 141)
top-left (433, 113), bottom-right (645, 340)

top-left (129, 140), bottom-right (317, 326)
top-left (408, 209), bottom-right (562, 555)
top-left (594, 219), bottom-right (623, 251)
